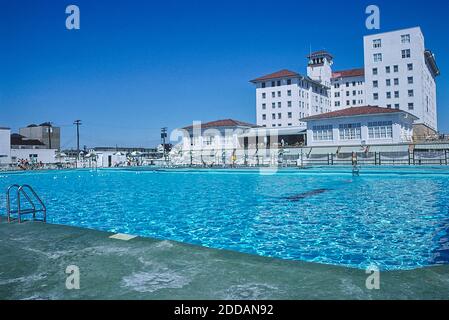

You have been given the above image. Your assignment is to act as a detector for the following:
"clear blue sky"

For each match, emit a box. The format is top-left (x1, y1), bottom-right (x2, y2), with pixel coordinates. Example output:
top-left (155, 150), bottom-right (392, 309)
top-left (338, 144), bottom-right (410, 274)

top-left (1, 0), bottom-right (448, 148)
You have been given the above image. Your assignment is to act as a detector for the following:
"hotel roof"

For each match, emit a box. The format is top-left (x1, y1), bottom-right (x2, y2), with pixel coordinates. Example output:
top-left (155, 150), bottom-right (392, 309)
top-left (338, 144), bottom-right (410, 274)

top-left (183, 119), bottom-right (257, 130)
top-left (250, 70), bottom-right (330, 89)
top-left (300, 106), bottom-right (418, 121)
top-left (307, 50), bottom-right (334, 59)
top-left (250, 69), bottom-right (300, 83)
top-left (332, 68), bottom-right (365, 79)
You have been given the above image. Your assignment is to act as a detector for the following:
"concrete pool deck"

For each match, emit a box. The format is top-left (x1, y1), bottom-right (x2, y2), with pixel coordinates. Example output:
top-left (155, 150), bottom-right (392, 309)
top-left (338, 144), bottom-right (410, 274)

top-left (1, 220), bottom-right (448, 300)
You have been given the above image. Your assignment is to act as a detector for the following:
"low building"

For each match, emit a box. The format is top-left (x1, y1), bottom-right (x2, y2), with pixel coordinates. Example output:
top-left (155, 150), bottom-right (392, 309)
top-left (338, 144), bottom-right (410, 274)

top-left (19, 123), bottom-right (61, 150)
top-left (301, 106), bottom-right (417, 148)
top-left (93, 147), bottom-right (160, 167)
top-left (172, 119), bottom-right (258, 165)
top-left (0, 127), bottom-right (11, 165)
top-left (10, 133), bottom-right (57, 164)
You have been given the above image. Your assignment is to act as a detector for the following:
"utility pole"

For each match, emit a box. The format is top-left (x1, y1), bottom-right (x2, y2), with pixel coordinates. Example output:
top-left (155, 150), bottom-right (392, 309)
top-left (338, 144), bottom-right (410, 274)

top-left (161, 127), bottom-right (168, 163)
top-left (74, 120), bottom-right (82, 161)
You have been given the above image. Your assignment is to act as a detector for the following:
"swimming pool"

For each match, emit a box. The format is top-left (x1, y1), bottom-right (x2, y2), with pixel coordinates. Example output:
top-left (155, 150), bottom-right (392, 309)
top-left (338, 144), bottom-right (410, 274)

top-left (1, 167), bottom-right (449, 271)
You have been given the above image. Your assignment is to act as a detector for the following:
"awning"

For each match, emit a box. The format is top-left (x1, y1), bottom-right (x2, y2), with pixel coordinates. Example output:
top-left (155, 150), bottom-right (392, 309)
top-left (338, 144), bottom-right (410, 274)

top-left (415, 143), bottom-right (449, 150)
top-left (369, 145), bottom-right (410, 152)
top-left (309, 147), bottom-right (338, 155)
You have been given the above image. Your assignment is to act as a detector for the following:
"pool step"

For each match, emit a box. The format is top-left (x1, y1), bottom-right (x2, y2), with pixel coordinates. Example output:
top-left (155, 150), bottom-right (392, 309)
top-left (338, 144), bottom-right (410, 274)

top-left (5, 185), bottom-right (47, 224)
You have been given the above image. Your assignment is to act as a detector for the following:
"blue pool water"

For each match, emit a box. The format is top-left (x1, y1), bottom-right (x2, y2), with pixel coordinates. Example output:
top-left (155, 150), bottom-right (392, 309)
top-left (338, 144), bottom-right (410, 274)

top-left (1, 167), bottom-right (449, 271)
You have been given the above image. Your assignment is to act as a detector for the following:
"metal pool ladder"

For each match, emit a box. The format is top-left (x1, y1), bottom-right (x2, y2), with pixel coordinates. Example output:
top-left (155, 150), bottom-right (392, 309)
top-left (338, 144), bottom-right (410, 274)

top-left (6, 184), bottom-right (47, 223)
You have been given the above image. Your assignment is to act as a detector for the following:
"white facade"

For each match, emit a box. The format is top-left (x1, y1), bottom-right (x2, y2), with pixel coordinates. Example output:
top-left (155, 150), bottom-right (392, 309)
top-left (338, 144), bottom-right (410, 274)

top-left (10, 148), bottom-right (57, 164)
top-left (304, 110), bottom-right (416, 147)
top-left (252, 70), bottom-right (331, 129)
top-left (0, 128), bottom-right (11, 165)
top-left (252, 27), bottom-right (439, 132)
top-left (364, 27), bottom-right (438, 130)
top-left (331, 70), bottom-right (366, 110)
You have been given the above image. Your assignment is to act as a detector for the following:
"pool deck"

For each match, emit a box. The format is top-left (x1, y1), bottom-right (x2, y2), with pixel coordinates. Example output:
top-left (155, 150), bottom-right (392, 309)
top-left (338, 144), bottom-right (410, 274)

top-left (1, 220), bottom-right (449, 300)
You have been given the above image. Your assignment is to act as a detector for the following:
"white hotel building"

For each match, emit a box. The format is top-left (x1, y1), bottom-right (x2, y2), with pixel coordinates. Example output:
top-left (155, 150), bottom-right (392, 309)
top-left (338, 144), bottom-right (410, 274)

top-left (251, 27), bottom-right (440, 141)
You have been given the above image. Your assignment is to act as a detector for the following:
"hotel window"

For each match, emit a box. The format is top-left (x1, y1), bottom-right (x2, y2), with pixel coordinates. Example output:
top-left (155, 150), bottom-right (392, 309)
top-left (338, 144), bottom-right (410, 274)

top-left (352, 100), bottom-right (356, 105)
top-left (262, 103), bottom-right (266, 110)
top-left (368, 121), bottom-right (393, 139)
top-left (262, 114), bottom-right (266, 120)
top-left (408, 90), bottom-right (414, 97)
top-left (386, 66), bottom-right (391, 73)
top-left (334, 83), bottom-right (340, 89)
top-left (287, 101), bottom-right (292, 107)
top-left (394, 91), bottom-right (399, 98)
top-left (346, 82), bottom-right (350, 87)
top-left (261, 82), bottom-right (266, 88)
top-left (402, 49), bottom-right (411, 58)
top-left (277, 91), bottom-right (281, 97)
top-left (272, 92), bottom-right (275, 98)
top-left (386, 79), bottom-right (391, 86)
top-left (278, 113), bottom-right (282, 119)
top-left (277, 80), bottom-right (281, 86)
top-left (339, 123), bottom-right (361, 140)
top-left (395, 103), bottom-right (400, 109)
top-left (373, 39), bottom-right (382, 48)
top-left (288, 112), bottom-right (292, 119)
top-left (346, 91), bottom-right (350, 96)
top-left (271, 81), bottom-right (275, 87)
top-left (288, 123), bottom-right (292, 127)
top-left (386, 92), bottom-right (391, 99)
top-left (346, 100), bottom-right (350, 106)
top-left (272, 103), bottom-right (275, 109)
top-left (335, 101), bottom-right (340, 107)
top-left (408, 76), bottom-right (414, 84)
top-left (262, 93), bottom-right (266, 99)
top-left (373, 68), bottom-right (378, 75)
top-left (272, 114), bottom-right (276, 120)
top-left (394, 65), bottom-right (399, 72)
top-left (312, 125), bottom-right (333, 141)
top-left (394, 78), bottom-right (399, 86)
top-left (373, 93), bottom-right (379, 100)
top-left (272, 124), bottom-right (276, 127)
top-left (373, 53), bottom-right (382, 62)
top-left (352, 82), bottom-right (356, 87)
top-left (287, 90), bottom-right (292, 96)
top-left (407, 63), bottom-right (413, 71)
top-left (401, 34), bottom-right (411, 44)
top-left (373, 80), bottom-right (378, 88)
top-left (387, 104), bottom-right (392, 109)
top-left (352, 90), bottom-right (356, 96)
top-left (287, 79), bottom-right (292, 85)
top-left (278, 102), bottom-right (282, 108)
top-left (335, 92), bottom-right (340, 97)
top-left (408, 103), bottom-right (414, 110)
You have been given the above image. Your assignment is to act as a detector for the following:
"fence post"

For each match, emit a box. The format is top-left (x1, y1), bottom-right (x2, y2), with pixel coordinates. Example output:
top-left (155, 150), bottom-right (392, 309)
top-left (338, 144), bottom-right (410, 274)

top-left (445, 150), bottom-right (448, 166)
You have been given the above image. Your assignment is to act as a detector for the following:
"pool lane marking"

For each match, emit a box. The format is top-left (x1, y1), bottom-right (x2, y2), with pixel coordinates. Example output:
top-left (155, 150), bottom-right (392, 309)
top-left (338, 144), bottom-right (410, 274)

top-left (109, 233), bottom-right (137, 241)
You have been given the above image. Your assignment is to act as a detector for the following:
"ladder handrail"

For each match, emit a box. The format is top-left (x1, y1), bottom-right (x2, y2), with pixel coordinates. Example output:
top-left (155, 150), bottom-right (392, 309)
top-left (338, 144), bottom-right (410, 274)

top-left (6, 184), bottom-right (47, 223)
top-left (6, 184), bottom-right (20, 223)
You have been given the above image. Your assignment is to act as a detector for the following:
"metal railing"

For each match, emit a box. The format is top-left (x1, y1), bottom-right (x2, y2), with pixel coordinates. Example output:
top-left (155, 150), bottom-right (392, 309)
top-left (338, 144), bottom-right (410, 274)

top-left (6, 184), bottom-right (47, 223)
